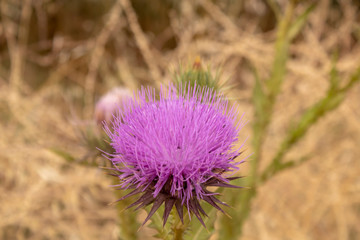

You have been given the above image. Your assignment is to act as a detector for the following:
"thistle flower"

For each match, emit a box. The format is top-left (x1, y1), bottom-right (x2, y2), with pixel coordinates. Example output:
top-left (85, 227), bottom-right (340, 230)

top-left (95, 87), bottom-right (132, 125)
top-left (104, 84), bottom-right (245, 227)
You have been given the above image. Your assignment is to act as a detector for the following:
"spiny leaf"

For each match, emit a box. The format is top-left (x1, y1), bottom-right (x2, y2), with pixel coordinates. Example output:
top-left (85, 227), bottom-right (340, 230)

top-left (148, 205), bottom-right (173, 240)
top-left (184, 203), bottom-right (217, 240)
top-left (261, 64), bottom-right (360, 185)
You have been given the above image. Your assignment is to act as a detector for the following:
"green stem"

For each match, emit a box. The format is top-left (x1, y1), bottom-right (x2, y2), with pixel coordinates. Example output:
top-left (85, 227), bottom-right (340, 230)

top-left (172, 209), bottom-right (189, 240)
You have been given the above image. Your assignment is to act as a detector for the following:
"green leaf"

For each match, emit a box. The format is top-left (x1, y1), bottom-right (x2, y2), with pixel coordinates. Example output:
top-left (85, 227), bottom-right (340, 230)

top-left (147, 205), bottom-right (173, 240)
top-left (184, 203), bottom-right (217, 240)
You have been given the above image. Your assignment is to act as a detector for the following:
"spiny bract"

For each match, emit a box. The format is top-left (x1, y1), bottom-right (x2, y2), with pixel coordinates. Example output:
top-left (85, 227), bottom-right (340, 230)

top-left (104, 84), bottom-right (245, 226)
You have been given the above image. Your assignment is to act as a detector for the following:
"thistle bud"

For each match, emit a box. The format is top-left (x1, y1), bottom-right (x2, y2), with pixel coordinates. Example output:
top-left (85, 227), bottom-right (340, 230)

top-left (94, 87), bottom-right (132, 125)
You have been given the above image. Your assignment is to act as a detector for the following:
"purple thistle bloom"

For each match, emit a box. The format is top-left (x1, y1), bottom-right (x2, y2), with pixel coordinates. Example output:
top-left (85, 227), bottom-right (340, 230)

top-left (104, 84), bottom-right (245, 226)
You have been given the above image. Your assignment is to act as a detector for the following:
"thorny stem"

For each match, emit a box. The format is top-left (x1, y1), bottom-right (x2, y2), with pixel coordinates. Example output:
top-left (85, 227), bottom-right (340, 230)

top-left (260, 66), bottom-right (360, 183)
top-left (219, 1), bottom-right (297, 239)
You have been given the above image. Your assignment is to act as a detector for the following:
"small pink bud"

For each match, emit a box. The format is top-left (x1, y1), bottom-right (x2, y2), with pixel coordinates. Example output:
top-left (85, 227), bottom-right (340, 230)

top-left (95, 87), bottom-right (132, 125)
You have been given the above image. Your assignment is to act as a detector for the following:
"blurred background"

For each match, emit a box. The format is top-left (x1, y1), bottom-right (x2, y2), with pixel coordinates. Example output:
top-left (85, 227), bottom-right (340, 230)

top-left (0, 0), bottom-right (360, 239)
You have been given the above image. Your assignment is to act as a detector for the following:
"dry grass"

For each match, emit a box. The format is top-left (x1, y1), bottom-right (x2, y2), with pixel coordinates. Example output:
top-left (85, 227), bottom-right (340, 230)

top-left (0, 0), bottom-right (360, 239)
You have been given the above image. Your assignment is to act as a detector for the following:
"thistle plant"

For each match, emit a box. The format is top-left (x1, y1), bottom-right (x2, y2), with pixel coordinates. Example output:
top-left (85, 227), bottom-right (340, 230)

top-left (53, 3), bottom-right (360, 240)
top-left (103, 84), bottom-right (246, 238)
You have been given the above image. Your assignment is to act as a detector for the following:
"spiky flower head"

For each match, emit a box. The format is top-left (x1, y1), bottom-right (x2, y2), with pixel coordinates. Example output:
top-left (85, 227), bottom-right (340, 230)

top-left (104, 84), bottom-right (245, 226)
